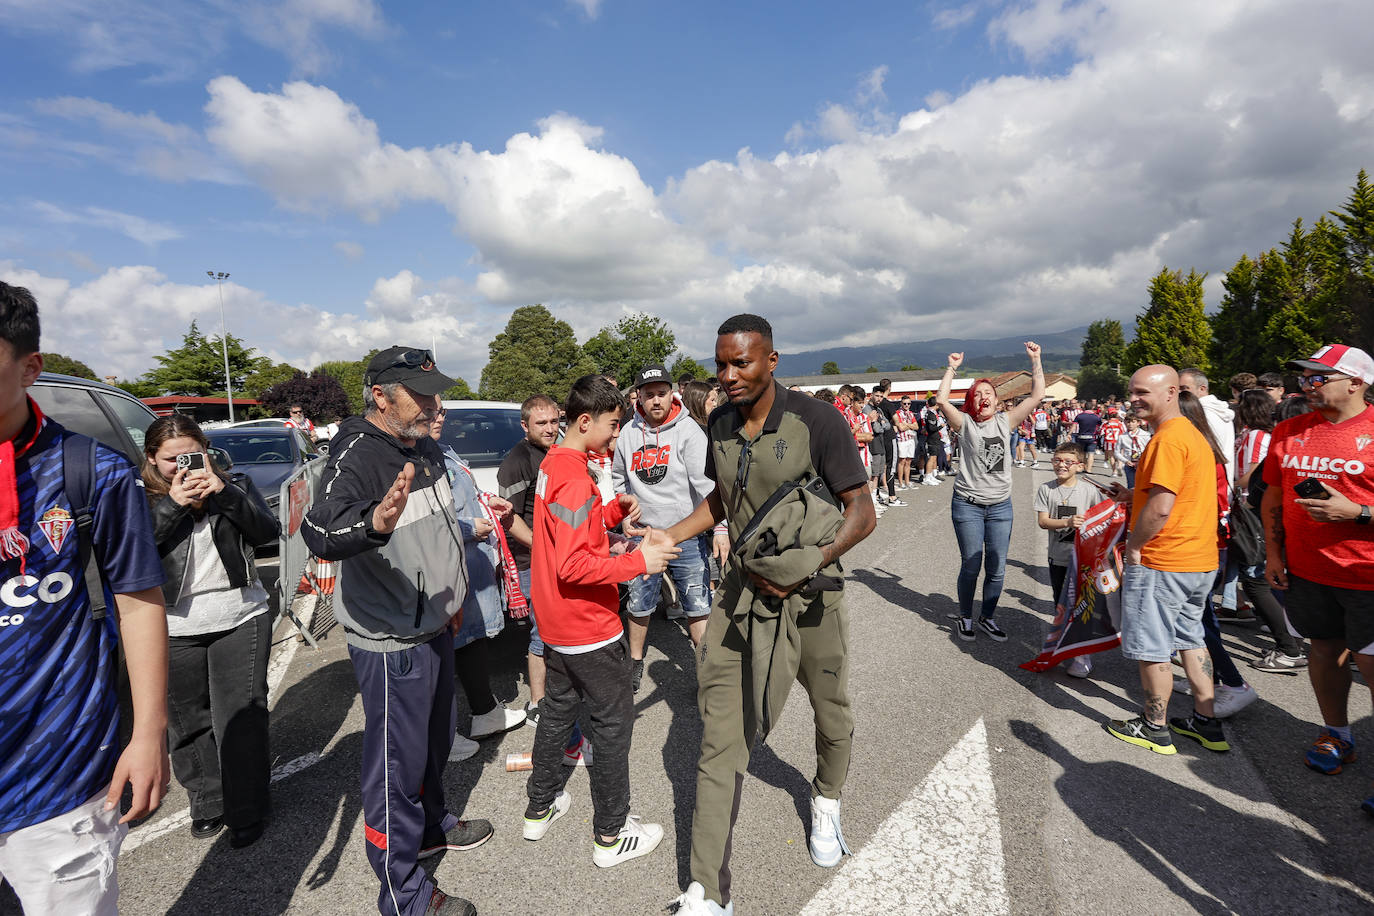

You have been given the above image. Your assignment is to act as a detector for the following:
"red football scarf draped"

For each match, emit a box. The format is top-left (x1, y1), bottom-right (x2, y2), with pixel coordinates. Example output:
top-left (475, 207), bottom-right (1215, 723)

top-left (1, 398), bottom-right (46, 573)
top-left (478, 490), bottom-right (528, 619)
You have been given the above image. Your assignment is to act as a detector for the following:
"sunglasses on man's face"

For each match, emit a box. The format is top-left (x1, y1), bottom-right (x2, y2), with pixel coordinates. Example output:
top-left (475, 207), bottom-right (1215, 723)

top-left (1298, 373), bottom-right (1349, 390)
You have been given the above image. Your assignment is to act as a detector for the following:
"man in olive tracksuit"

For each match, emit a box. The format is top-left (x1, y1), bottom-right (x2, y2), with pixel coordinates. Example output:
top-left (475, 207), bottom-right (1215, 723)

top-left (659, 315), bottom-right (875, 915)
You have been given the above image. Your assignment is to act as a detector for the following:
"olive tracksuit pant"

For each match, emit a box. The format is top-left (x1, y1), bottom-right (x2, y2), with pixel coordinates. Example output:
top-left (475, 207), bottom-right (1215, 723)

top-left (688, 593), bottom-right (853, 906)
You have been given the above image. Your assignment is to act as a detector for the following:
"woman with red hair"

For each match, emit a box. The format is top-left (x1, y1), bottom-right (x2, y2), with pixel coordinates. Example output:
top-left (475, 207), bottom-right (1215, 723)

top-left (935, 343), bottom-right (1045, 641)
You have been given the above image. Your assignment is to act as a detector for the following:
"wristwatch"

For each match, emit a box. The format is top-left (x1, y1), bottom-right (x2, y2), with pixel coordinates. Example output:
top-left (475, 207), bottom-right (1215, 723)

top-left (1358, 504), bottom-right (1371, 525)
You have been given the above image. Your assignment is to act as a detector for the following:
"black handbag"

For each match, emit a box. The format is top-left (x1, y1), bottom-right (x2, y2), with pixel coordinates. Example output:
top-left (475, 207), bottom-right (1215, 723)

top-left (1227, 489), bottom-right (1265, 567)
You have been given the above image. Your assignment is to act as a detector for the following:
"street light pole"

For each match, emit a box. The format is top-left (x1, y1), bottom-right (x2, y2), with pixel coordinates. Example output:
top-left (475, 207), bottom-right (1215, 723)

top-left (207, 271), bottom-right (234, 422)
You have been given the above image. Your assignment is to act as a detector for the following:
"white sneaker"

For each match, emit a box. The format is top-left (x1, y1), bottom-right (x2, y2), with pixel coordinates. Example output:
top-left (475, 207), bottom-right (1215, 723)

top-left (592, 815), bottom-right (663, 868)
top-left (523, 790), bottom-right (571, 841)
top-left (873, 505), bottom-right (886, 519)
top-left (448, 732), bottom-right (479, 762)
top-left (886, 497), bottom-right (907, 507)
top-left (563, 737), bottom-right (593, 767)
top-left (469, 705), bottom-right (527, 739)
top-left (808, 795), bottom-right (852, 867)
top-left (673, 882), bottom-right (734, 915)
top-left (1212, 682), bottom-right (1258, 718)
top-left (926, 474), bottom-right (941, 485)
top-left (1066, 655), bottom-right (1092, 678)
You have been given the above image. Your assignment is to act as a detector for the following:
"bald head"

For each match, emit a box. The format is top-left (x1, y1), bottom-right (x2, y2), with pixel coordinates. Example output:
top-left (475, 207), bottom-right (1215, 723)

top-left (1128, 365), bottom-right (1180, 428)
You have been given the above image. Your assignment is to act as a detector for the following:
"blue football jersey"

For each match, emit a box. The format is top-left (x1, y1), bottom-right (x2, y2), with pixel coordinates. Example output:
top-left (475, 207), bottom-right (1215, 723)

top-left (0, 418), bottom-right (164, 832)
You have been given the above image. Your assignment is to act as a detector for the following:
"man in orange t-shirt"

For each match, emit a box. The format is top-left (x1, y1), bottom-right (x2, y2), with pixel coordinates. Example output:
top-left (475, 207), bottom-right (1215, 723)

top-left (1105, 365), bottom-right (1224, 757)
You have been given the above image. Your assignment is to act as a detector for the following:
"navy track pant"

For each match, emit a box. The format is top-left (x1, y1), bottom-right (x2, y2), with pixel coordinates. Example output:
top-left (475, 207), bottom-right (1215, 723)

top-left (349, 628), bottom-right (457, 916)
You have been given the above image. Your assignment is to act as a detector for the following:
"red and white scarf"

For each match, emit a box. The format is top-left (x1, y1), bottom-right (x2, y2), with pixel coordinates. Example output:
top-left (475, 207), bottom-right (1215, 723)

top-left (1, 398), bottom-right (46, 573)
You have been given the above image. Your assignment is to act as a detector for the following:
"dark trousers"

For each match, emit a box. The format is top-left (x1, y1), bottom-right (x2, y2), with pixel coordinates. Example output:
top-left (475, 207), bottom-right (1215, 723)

top-left (526, 636), bottom-right (633, 838)
top-left (454, 639), bottom-right (496, 716)
top-left (1050, 563), bottom-right (1069, 606)
top-left (881, 434), bottom-right (897, 496)
top-left (350, 629), bottom-right (457, 916)
top-left (167, 611), bottom-right (272, 828)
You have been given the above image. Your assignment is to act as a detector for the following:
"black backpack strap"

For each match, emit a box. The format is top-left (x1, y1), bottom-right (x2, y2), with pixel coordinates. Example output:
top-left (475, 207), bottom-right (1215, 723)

top-left (62, 433), bottom-right (107, 620)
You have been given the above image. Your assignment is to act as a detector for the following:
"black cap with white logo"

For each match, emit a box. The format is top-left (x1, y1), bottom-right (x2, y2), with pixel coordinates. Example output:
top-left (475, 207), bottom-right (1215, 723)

top-left (634, 365), bottom-right (670, 389)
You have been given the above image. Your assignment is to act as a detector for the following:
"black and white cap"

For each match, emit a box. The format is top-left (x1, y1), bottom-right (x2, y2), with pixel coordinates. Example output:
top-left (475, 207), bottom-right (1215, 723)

top-left (634, 365), bottom-right (670, 389)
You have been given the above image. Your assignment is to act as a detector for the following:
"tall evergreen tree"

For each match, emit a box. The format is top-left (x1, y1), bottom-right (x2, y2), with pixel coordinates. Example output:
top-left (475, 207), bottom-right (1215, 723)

top-left (1209, 254), bottom-right (1268, 379)
top-left (1327, 169), bottom-right (1374, 352)
top-left (479, 305), bottom-right (596, 403)
top-left (142, 320), bottom-right (269, 397)
top-left (1080, 319), bottom-right (1127, 372)
top-left (1125, 269), bottom-right (1211, 373)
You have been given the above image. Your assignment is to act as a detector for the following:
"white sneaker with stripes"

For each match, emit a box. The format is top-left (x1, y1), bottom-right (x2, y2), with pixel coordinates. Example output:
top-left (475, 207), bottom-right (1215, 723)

top-left (592, 815), bottom-right (663, 868)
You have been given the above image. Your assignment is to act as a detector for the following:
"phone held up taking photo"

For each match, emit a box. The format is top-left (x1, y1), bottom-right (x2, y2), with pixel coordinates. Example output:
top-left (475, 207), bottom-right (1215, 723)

top-left (1294, 477), bottom-right (1330, 500)
top-left (176, 451), bottom-right (208, 475)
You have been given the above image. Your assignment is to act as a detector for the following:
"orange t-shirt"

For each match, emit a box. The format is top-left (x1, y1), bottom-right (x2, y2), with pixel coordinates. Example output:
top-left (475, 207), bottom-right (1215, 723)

top-left (1132, 416), bottom-right (1219, 572)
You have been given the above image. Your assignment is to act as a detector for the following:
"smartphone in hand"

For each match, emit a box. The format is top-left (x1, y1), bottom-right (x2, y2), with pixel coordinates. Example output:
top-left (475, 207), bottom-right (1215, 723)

top-left (176, 451), bottom-right (208, 476)
top-left (1294, 477), bottom-right (1330, 500)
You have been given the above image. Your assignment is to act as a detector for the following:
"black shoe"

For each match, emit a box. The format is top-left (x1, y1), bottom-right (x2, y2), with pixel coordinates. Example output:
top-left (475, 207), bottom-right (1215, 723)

top-left (978, 617), bottom-right (1008, 642)
top-left (191, 817), bottom-right (223, 840)
top-left (956, 618), bottom-right (975, 641)
top-left (229, 820), bottom-right (266, 849)
top-left (1106, 716), bottom-right (1176, 755)
top-left (424, 888), bottom-right (477, 916)
top-left (631, 657), bottom-right (645, 692)
top-left (1170, 713), bottom-right (1230, 752)
top-left (524, 701), bottom-right (540, 728)
top-left (419, 819), bottom-right (495, 859)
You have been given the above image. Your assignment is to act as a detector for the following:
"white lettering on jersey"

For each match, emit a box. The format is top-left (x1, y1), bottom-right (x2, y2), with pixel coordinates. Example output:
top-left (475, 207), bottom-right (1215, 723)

top-left (1, 572), bottom-right (75, 609)
top-left (1280, 454), bottom-right (1366, 476)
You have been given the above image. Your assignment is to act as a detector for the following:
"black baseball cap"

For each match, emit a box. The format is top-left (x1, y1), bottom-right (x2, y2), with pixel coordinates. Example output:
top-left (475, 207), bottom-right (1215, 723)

top-left (634, 365), bottom-right (670, 389)
top-left (364, 346), bottom-right (457, 396)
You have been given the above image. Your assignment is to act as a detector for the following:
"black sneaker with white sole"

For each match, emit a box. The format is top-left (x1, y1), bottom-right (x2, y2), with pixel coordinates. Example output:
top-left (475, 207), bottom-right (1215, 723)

top-left (978, 617), bottom-right (1008, 641)
top-left (957, 618), bottom-right (975, 641)
top-left (631, 657), bottom-right (645, 692)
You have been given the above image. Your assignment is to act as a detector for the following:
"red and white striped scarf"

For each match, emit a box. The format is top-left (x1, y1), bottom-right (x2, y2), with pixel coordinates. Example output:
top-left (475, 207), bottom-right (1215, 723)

top-left (1, 398), bottom-right (45, 573)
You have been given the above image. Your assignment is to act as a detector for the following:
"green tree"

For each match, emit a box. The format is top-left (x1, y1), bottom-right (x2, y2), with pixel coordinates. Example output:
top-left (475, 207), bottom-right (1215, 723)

top-left (1326, 170), bottom-right (1374, 353)
top-left (1209, 254), bottom-right (1269, 380)
top-left (141, 320), bottom-right (269, 397)
top-left (820, 361), bottom-right (841, 375)
top-left (581, 313), bottom-right (677, 385)
top-left (1080, 319), bottom-right (1126, 372)
top-left (316, 350), bottom-right (379, 416)
top-left (899, 363), bottom-right (922, 372)
top-left (244, 361), bottom-right (304, 400)
top-left (668, 354), bottom-right (711, 382)
top-left (1125, 268), bottom-right (1211, 373)
top-left (479, 305), bottom-right (596, 403)
top-left (1076, 365), bottom-right (1126, 400)
top-left (41, 352), bottom-right (97, 379)
top-left (864, 365), bottom-right (879, 373)
top-left (114, 379), bottom-right (160, 398)
top-left (443, 378), bottom-right (476, 400)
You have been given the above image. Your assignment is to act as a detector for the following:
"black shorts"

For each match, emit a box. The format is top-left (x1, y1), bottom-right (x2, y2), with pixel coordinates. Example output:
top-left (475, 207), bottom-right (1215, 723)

top-left (1285, 574), bottom-right (1374, 654)
top-left (1035, 430), bottom-right (1053, 451)
top-left (1074, 435), bottom-right (1097, 454)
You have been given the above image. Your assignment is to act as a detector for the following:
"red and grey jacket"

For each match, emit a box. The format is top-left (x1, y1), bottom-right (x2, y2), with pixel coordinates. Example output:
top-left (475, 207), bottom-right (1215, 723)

top-left (531, 446), bottom-right (646, 649)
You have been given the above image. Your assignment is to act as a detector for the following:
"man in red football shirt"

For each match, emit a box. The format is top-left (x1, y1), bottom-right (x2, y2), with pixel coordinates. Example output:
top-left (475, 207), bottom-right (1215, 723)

top-left (1263, 344), bottom-right (1374, 819)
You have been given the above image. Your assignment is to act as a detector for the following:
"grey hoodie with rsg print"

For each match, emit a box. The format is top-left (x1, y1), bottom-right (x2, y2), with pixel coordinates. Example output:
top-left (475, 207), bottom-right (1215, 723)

top-left (612, 394), bottom-right (715, 527)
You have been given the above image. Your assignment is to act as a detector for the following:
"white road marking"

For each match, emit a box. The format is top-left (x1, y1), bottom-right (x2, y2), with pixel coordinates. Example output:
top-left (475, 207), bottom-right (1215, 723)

top-left (800, 718), bottom-right (1009, 916)
top-left (267, 595), bottom-right (315, 706)
top-left (121, 751), bottom-right (325, 856)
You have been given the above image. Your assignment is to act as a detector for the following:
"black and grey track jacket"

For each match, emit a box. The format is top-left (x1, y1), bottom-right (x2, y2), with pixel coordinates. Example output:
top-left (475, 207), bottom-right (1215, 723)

top-left (302, 415), bottom-right (468, 651)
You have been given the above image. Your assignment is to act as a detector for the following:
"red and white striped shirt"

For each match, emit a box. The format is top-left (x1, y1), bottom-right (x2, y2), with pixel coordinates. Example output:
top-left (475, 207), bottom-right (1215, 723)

top-left (1235, 427), bottom-right (1270, 492)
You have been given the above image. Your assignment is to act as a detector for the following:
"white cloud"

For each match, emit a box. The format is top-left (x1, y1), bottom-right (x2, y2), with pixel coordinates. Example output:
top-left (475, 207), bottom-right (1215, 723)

top-left (567, 0), bottom-right (604, 19)
top-left (33, 201), bottom-right (181, 245)
top-left (333, 240), bottom-right (364, 260)
top-left (0, 0), bottom-right (385, 78)
top-left (858, 65), bottom-right (889, 105)
top-left (0, 262), bottom-right (500, 385)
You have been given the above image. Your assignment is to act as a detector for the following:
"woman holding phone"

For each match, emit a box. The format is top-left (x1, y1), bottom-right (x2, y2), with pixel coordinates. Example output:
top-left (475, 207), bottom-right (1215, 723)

top-left (143, 415), bottom-right (280, 847)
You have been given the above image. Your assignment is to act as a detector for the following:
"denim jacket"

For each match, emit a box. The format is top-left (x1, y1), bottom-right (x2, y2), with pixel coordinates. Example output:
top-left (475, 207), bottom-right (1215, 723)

top-left (440, 445), bottom-right (506, 644)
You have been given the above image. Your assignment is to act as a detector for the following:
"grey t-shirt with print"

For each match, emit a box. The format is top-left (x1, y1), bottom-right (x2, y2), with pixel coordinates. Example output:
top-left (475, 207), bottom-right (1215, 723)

top-left (954, 413), bottom-right (1012, 503)
top-left (1033, 478), bottom-right (1104, 566)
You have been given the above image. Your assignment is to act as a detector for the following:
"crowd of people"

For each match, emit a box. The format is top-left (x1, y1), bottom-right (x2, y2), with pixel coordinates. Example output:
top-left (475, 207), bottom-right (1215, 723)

top-left (2, 276), bottom-right (1372, 916)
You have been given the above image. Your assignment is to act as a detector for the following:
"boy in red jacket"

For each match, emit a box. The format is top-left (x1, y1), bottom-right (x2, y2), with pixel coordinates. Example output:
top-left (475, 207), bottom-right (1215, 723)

top-left (522, 374), bottom-right (679, 867)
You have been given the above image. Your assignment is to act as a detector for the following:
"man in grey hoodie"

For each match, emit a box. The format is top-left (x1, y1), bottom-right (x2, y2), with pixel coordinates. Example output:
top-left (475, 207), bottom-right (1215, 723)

top-left (612, 364), bottom-right (721, 691)
top-left (303, 347), bottom-right (489, 916)
top-left (1180, 368), bottom-right (1236, 478)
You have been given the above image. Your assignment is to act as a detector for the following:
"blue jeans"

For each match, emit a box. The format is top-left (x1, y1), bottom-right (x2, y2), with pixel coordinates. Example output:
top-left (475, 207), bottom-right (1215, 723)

top-left (626, 533), bottom-right (712, 618)
top-left (950, 496), bottom-right (1014, 620)
top-left (518, 567), bottom-right (543, 657)
top-left (1119, 564), bottom-right (1212, 663)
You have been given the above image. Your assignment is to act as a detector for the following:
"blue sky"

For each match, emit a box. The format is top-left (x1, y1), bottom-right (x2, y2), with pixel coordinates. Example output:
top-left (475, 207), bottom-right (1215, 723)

top-left (2, 0), bottom-right (1371, 387)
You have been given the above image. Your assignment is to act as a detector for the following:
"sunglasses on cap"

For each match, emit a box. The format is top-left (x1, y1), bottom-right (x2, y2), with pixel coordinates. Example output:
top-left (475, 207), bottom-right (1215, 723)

top-left (382, 348), bottom-right (435, 372)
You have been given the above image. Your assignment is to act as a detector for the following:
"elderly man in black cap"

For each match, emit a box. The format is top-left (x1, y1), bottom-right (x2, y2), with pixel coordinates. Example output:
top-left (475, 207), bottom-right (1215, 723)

top-left (304, 347), bottom-right (489, 916)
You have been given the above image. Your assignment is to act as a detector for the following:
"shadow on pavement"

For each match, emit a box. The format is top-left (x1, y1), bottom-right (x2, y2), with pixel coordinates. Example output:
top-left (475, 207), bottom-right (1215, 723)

top-left (1010, 719), bottom-right (1371, 915)
top-left (166, 658), bottom-right (363, 915)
